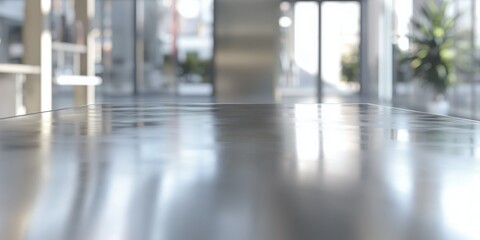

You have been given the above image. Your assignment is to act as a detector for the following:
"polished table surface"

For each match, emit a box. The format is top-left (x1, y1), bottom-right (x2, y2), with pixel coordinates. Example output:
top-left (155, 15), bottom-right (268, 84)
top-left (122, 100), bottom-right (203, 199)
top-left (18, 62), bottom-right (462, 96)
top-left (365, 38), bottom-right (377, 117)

top-left (1, 103), bottom-right (479, 240)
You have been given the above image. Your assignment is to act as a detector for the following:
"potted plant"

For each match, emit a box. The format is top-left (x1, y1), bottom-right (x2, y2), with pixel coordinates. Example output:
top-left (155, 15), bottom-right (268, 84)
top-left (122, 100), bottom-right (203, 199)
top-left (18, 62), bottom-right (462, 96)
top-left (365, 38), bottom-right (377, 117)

top-left (177, 52), bottom-right (212, 95)
top-left (406, 0), bottom-right (458, 114)
top-left (178, 52), bottom-right (211, 83)
top-left (394, 45), bottom-right (413, 95)
top-left (341, 48), bottom-right (360, 84)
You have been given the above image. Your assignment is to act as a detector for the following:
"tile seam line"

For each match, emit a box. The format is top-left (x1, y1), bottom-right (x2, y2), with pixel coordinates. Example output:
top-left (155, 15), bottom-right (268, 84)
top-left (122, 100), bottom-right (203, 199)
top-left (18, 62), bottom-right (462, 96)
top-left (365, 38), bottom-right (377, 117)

top-left (366, 103), bottom-right (480, 124)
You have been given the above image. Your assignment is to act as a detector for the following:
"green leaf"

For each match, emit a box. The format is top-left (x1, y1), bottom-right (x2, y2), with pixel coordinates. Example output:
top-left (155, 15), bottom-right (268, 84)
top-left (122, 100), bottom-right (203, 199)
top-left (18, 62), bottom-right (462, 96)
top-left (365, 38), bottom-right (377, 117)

top-left (406, 0), bottom-right (458, 94)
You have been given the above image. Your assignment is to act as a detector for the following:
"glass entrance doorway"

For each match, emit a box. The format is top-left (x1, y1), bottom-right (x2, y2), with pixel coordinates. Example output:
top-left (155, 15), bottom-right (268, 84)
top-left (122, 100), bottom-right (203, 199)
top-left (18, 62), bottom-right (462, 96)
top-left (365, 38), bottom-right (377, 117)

top-left (278, 1), bottom-right (319, 103)
top-left (321, 1), bottom-right (360, 103)
top-left (278, 1), bottom-right (361, 103)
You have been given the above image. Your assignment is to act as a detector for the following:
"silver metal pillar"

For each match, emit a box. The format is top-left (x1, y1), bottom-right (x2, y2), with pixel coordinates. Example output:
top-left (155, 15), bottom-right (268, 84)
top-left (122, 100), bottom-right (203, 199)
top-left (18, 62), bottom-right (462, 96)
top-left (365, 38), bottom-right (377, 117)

top-left (214, 0), bottom-right (280, 103)
top-left (360, 0), bottom-right (393, 102)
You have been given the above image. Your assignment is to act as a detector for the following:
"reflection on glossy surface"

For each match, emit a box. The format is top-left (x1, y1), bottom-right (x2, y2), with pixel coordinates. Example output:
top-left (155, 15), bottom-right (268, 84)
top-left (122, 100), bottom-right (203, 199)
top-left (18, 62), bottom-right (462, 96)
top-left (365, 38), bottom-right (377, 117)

top-left (1, 103), bottom-right (480, 239)
top-left (294, 105), bottom-right (320, 181)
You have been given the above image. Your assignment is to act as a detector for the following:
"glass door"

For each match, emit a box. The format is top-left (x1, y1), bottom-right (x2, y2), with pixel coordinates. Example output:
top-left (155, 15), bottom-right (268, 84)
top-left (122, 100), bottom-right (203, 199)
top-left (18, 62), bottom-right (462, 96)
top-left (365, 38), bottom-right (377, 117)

top-left (278, 1), bottom-right (319, 103)
top-left (320, 1), bottom-right (360, 103)
top-left (278, 0), bottom-right (360, 103)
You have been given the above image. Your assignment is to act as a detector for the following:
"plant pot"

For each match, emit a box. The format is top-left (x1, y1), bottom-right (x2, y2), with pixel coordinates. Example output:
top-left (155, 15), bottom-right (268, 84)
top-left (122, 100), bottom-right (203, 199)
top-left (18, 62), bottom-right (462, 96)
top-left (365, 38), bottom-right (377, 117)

top-left (395, 82), bottom-right (408, 95)
top-left (178, 82), bottom-right (212, 96)
top-left (427, 95), bottom-right (449, 115)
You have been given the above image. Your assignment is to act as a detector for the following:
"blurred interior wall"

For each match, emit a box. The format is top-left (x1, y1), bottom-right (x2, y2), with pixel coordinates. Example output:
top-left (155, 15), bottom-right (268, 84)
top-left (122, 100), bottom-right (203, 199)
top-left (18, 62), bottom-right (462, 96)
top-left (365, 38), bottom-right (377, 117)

top-left (214, 0), bottom-right (280, 103)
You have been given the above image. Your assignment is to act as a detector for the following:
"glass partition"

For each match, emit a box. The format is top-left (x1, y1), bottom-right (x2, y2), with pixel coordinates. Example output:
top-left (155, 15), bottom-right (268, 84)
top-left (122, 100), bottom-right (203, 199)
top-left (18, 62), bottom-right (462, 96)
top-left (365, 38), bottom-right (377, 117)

top-left (99, 0), bottom-right (214, 96)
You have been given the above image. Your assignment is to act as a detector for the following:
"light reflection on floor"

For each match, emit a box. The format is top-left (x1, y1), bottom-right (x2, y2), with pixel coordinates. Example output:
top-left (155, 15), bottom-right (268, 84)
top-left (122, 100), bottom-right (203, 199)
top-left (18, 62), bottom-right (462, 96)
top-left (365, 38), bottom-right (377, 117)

top-left (0, 103), bottom-right (479, 239)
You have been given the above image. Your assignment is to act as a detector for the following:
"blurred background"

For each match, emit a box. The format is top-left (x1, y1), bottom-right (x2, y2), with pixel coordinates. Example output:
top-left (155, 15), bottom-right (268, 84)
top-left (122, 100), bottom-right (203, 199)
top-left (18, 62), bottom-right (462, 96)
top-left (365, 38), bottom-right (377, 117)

top-left (0, 0), bottom-right (480, 119)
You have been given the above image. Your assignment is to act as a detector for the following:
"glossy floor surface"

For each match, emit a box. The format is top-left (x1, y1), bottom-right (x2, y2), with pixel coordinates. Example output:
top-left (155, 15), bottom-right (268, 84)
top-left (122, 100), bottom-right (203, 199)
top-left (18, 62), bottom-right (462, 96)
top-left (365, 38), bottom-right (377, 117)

top-left (1, 103), bottom-right (480, 240)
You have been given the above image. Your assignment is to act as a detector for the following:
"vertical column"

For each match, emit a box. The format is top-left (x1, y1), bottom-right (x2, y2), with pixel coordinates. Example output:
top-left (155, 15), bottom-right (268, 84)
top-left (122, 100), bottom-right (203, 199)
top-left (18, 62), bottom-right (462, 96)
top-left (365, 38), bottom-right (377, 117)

top-left (360, 0), bottom-right (369, 98)
top-left (214, 0), bottom-right (280, 103)
top-left (360, 0), bottom-right (393, 103)
top-left (23, 0), bottom-right (52, 113)
top-left (133, 0), bottom-right (145, 95)
top-left (110, 0), bottom-right (134, 95)
top-left (471, 0), bottom-right (476, 118)
top-left (378, 0), bottom-right (393, 103)
top-left (318, 2), bottom-right (323, 102)
top-left (75, 0), bottom-right (96, 106)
